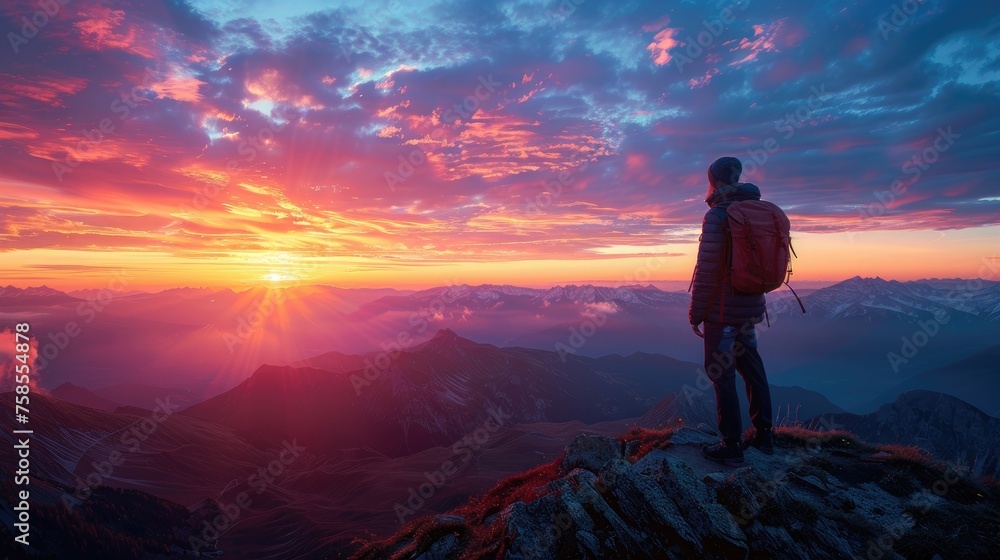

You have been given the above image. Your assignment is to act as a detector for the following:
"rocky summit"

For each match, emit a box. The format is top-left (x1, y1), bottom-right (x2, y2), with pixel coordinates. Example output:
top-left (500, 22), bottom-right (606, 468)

top-left (348, 425), bottom-right (1000, 560)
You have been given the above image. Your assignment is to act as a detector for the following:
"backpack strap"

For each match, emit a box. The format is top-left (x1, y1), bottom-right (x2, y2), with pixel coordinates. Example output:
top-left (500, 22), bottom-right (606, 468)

top-left (784, 281), bottom-right (807, 314)
top-left (786, 237), bottom-right (797, 283)
top-left (719, 211), bottom-right (733, 322)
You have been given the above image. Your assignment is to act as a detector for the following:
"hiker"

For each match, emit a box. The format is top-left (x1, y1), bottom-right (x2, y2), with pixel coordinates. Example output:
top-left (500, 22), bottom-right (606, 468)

top-left (690, 156), bottom-right (776, 465)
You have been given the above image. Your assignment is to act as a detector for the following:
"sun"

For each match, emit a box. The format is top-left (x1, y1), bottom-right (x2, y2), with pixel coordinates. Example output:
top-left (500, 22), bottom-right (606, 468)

top-left (263, 272), bottom-right (295, 283)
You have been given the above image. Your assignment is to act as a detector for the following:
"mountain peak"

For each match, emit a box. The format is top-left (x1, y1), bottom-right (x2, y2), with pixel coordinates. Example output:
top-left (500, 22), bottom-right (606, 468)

top-left (433, 328), bottom-right (459, 339)
top-left (892, 389), bottom-right (989, 415)
top-left (414, 328), bottom-right (482, 353)
top-left (353, 426), bottom-right (1000, 559)
top-left (840, 275), bottom-right (887, 286)
top-left (246, 364), bottom-right (311, 383)
top-left (54, 381), bottom-right (81, 390)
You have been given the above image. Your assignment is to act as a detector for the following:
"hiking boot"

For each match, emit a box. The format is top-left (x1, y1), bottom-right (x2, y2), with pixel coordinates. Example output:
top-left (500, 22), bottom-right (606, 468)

top-left (702, 441), bottom-right (745, 466)
top-left (749, 429), bottom-right (775, 455)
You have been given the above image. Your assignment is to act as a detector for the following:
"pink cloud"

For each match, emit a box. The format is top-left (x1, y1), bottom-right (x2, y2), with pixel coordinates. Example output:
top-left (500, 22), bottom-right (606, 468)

top-left (0, 73), bottom-right (88, 108)
top-left (73, 7), bottom-right (158, 57)
top-left (150, 70), bottom-right (206, 103)
top-left (642, 15), bottom-right (671, 33)
top-left (244, 68), bottom-right (324, 111)
top-left (0, 122), bottom-right (39, 140)
top-left (647, 28), bottom-right (680, 66)
top-left (688, 68), bottom-right (720, 88)
top-left (730, 19), bottom-right (788, 66)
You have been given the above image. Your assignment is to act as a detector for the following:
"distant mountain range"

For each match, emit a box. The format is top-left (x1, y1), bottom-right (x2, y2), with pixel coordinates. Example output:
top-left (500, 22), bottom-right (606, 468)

top-left (870, 344), bottom-right (1000, 416)
top-left (351, 283), bottom-right (690, 318)
top-left (812, 390), bottom-right (1000, 479)
top-left (0, 284), bottom-right (80, 305)
top-left (5, 277), bottom-right (998, 415)
top-left (769, 275), bottom-right (1000, 322)
top-left (0, 284), bottom-right (70, 298)
top-left (761, 276), bottom-right (999, 410)
top-left (337, 277), bottom-right (1000, 412)
top-left (6, 277), bottom-right (996, 322)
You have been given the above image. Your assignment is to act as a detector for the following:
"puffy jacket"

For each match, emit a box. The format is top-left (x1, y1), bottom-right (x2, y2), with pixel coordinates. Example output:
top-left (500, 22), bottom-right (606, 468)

top-left (689, 182), bottom-right (767, 326)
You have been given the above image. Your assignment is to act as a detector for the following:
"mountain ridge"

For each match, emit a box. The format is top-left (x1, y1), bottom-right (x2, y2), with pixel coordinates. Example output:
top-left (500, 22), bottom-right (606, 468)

top-left (181, 331), bottom-right (703, 456)
top-left (811, 389), bottom-right (1000, 479)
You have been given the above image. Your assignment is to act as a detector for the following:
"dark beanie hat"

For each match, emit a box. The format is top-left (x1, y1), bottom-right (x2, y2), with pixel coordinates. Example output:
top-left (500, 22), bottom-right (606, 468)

top-left (708, 156), bottom-right (742, 188)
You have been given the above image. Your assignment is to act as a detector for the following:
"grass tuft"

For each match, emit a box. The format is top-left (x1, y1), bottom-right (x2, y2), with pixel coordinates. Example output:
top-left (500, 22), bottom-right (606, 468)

top-left (619, 425), bottom-right (676, 462)
top-left (872, 443), bottom-right (935, 466)
top-left (772, 425), bottom-right (860, 450)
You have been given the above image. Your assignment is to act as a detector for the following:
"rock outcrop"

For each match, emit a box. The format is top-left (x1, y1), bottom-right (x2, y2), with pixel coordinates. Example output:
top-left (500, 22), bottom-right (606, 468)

top-left (348, 425), bottom-right (1000, 560)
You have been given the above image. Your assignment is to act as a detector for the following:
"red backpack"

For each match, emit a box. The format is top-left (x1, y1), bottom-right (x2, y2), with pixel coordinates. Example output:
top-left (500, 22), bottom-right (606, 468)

top-left (725, 200), bottom-right (806, 314)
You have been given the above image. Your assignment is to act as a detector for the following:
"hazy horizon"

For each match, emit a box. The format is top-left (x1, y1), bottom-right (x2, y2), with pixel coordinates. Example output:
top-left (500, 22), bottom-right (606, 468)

top-left (5, 274), bottom-right (997, 294)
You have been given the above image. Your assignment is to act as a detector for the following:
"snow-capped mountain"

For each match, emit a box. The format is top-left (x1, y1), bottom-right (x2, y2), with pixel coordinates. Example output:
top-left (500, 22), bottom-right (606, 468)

top-left (353, 283), bottom-right (688, 317)
top-left (770, 276), bottom-right (998, 322)
top-left (536, 284), bottom-right (689, 308)
top-left (0, 284), bottom-right (71, 298)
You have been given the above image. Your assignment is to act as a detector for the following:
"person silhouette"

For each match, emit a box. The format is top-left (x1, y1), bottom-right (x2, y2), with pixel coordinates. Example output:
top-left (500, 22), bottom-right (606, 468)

top-left (690, 156), bottom-right (775, 465)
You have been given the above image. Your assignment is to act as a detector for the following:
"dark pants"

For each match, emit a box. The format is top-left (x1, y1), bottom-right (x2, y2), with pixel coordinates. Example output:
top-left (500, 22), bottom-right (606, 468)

top-left (703, 321), bottom-right (772, 445)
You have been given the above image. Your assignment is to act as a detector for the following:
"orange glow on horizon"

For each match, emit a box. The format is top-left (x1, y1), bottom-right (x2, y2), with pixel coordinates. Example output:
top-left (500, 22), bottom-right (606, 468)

top-left (2, 227), bottom-right (997, 292)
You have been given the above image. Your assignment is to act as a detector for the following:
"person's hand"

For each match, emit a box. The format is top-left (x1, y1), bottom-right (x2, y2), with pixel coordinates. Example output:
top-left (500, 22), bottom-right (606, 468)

top-left (691, 323), bottom-right (704, 338)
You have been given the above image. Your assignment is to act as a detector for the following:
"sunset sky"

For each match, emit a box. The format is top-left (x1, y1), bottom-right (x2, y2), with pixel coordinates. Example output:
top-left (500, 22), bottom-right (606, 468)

top-left (1, 0), bottom-right (998, 290)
